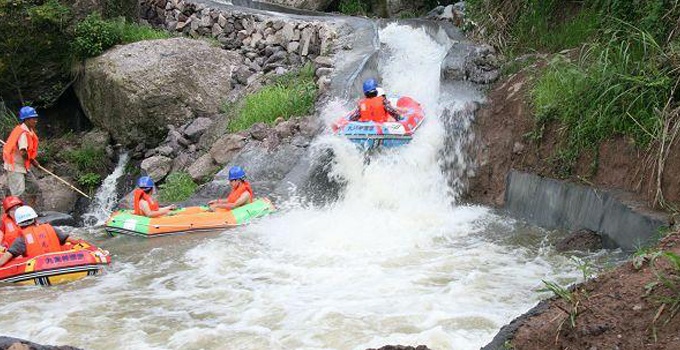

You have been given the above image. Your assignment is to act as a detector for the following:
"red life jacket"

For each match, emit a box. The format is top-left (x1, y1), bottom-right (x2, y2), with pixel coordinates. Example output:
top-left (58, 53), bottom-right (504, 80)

top-left (133, 188), bottom-right (159, 216)
top-left (358, 96), bottom-right (389, 123)
top-left (226, 181), bottom-right (253, 205)
top-left (1, 214), bottom-right (22, 248)
top-left (22, 223), bottom-right (62, 258)
top-left (3, 124), bottom-right (39, 171)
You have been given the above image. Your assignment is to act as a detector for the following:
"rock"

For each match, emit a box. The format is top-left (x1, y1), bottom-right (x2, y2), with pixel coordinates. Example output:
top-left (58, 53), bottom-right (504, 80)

top-left (249, 122), bottom-right (269, 141)
top-left (38, 211), bottom-right (77, 226)
top-left (274, 119), bottom-right (297, 139)
top-left (313, 55), bottom-right (333, 68)
top-left (210, 134), bottom-right (247, 164)
top-left (183, 117), bottom-right (214, 142)
top-left (441, 42), bottom-right (501, 84)
top-left (81, 129), bottom-right (110, 146)
top-left (298, 116), bottom-right (322, 137)
top-left (0, 336), bottom-right (84, 350)
top-left (141, 155), bottom-right (173, 181)
top-left (75, 38), bottom-right (241, 147)
top-left (187, 153), bottom-right (217, 181)
top-left (315, 67), bottom-right (333, 77)
top-left (155, 145), bottom-right (175, 157)
top-left (555, 229), bottom-right (604, 252)
top-left (37, 176), bottom-right (79, 214)
top-left (287, 41), bottom-right (300, 54)
top-left (171, 151), bottom-right (195, 172)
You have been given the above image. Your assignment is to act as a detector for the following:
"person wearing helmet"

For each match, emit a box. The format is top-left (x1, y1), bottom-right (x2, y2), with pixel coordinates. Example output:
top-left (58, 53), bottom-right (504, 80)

top-left (208, 166), bottom-right (253, 210)
top-left (348, 79), bottom-right (402, 123)
top-left (2, 106), bottom-right (41, 197)
top-left (0, 205), bottom-right (70, 267)
top-left (133, 176), bottom-right (176, 217)
top-left (0, 196), bottom-right (24, 250)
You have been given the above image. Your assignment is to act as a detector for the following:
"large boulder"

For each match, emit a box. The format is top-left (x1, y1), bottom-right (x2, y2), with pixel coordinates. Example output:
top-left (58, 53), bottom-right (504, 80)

top-left (75, 38), bottom-right (242, 147)
top-left (441, 42), bottom-right (501, 84)
top-left (141, 155), bottom-right (173, 181)
top-left (37, 176), bottom-right (79, 214)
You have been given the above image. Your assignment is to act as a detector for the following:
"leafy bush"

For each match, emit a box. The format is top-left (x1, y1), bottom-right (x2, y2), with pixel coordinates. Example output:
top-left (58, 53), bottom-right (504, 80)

top-left (158, 172), bottom-right (197, 203)
top-left (228, 64), bottom-right (317, 132)
top-left (77, 172), bottom-right (101, 192)
top-left (73, 14), bottom-right (120, 58)
top-left (73, 14), bottom-right (169, 59)
top-left (338, 0), bottom-right (368, 16)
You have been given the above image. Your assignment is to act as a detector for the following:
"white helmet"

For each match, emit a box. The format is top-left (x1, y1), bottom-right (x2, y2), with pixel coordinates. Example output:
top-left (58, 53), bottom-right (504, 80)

top-left (14, 205), bottom-right (38, 227)
top-left (376, 87), bottom-right (386, 97)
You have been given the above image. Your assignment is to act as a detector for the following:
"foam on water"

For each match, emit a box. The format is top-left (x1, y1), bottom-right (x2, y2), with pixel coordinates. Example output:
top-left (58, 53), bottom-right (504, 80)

top-left (0, 23), bottom-right (613, 350)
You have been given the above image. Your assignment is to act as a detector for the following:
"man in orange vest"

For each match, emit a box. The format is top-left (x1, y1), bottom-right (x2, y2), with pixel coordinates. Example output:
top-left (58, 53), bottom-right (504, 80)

top-left (133, 176), bottom-right (176, 217)
top-left (0, 196), bottom-right (23, 250)
top-left (208, 166), bottom-right (253, 210)
top-left (348, 79), bottom-right (403, 123)
top-left (3, 106), bottom-right (40, 197)
top-left (0, 205), bottom-right (69, 266)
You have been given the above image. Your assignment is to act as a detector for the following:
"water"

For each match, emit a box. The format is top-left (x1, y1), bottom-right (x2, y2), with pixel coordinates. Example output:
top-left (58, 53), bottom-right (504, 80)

top-left (0, 24), bottom-right (622, 350)
top-left (81, 153), bottom-right (130, 226)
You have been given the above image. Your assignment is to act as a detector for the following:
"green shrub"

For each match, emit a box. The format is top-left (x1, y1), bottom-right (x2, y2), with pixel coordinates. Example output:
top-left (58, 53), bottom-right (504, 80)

top-left (77, 172), bottom-right (102, 192)
top-left (73, 14), bottom-right (120, 58)
top-left (65, 143), bottom-right (107, 173)
top-left (228, 64), bottom-right (317, 132)
top-left (158, 172), bottom-right (197, 203)
top-left (338, 0), bottom-right (368, 16)
top-left (73, 15), bottom-right (169, 59)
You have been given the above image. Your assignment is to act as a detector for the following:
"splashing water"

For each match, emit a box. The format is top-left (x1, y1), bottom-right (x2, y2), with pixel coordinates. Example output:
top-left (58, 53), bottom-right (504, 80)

top-left (82, 153), bottom-right (130, 226)
top-left (0, 24), bottom-right (621, 350)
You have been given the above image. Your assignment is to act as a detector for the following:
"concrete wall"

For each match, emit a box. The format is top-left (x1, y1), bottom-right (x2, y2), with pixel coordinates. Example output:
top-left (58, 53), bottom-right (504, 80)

top-left (504, 170), bottom-right (668, 251)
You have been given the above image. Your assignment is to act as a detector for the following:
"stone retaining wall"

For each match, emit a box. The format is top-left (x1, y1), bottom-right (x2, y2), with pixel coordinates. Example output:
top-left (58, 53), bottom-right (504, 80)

top-left (140, 0), bottom-right (336, 76)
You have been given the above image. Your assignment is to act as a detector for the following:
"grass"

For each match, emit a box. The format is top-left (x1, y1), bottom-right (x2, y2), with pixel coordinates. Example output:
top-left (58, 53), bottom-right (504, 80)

top-left (530, 24), bottom-right (677, 177)
top-left (227, 64), bottom-right (317, 132)
top-left (648, 251), bottom-right (680, 341)
top-left (65, 143), bottom-right (107, 173)
top-left (114, 18), bottom-right (170, 44)
top-left (158, 172), bottom-right (197, 203)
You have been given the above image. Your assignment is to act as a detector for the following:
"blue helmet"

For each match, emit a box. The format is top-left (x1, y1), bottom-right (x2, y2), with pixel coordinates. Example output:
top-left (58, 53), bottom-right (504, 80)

top-left (362, 78), bottom-right (378, 95)
top-left (137, 176), bottom-right (155, 189)
top-left (19, 106), bottom-right (38, 121)
top-left (228, 166), bottom-right (246, 180)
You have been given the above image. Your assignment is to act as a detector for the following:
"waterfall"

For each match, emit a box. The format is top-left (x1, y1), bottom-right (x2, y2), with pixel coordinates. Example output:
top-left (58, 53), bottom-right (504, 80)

top-left (82, 153), bottom-right (130, 226)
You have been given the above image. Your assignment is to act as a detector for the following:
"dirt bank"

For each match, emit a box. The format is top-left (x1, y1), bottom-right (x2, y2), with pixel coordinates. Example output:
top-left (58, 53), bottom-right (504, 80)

top-left (472, 59), bottom-right (680, 349)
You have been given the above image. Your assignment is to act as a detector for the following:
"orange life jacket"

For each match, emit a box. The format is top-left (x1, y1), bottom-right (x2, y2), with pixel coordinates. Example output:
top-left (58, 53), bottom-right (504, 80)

top-left (358, 96), bottom-right (389, 123)
top-left (22, 223), bottom-right (62, 258)
top-left (226, 181), bottom-right (253, 205)
top-left (133, 188), bottom-right (159, 216)
top-left (2, 124), bottom-right (39, 171)
top-left (1, 214), bottom-right (22, 248)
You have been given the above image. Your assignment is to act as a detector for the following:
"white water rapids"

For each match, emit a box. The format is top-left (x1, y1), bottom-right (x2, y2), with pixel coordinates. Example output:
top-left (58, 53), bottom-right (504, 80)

top-left (0, 24), bottom-right (620, 350)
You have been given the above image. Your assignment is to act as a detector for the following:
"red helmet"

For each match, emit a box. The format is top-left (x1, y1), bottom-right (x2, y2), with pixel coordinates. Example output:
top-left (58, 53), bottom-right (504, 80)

top-left (2, 196), bottom-right (24, 212)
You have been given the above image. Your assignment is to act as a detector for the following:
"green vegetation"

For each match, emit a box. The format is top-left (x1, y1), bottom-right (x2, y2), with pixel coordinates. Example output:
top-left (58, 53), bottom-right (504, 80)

top-left (0, 101), bottom-right (18, 139)
top-left (158, 172), bottom-right (197, 203)
top-left (227, 64), bottom-right (317, 132)
top-left (73, 14), bottom-right (169, 58)
top-left (77, 172), bottom-right (101, 193)
top-left (467, 0), bottom-right (680, 205)
top-left (0, 0), bottom-right (168, 106)
top-left (648, 251), bottom-right (680, 340)
top-left (64, 143), bottom-right (107, 189)
top-left (338, 0), bottom-right (368, 16)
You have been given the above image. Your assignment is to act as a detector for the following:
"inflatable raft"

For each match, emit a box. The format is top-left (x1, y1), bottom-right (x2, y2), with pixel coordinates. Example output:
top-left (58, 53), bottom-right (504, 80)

top-left (105, 198), bottom-right (275, 237)
top-left (332, 96), bottom-right (426, 149)
top-left (0, 240), bottom-right (111, 286)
